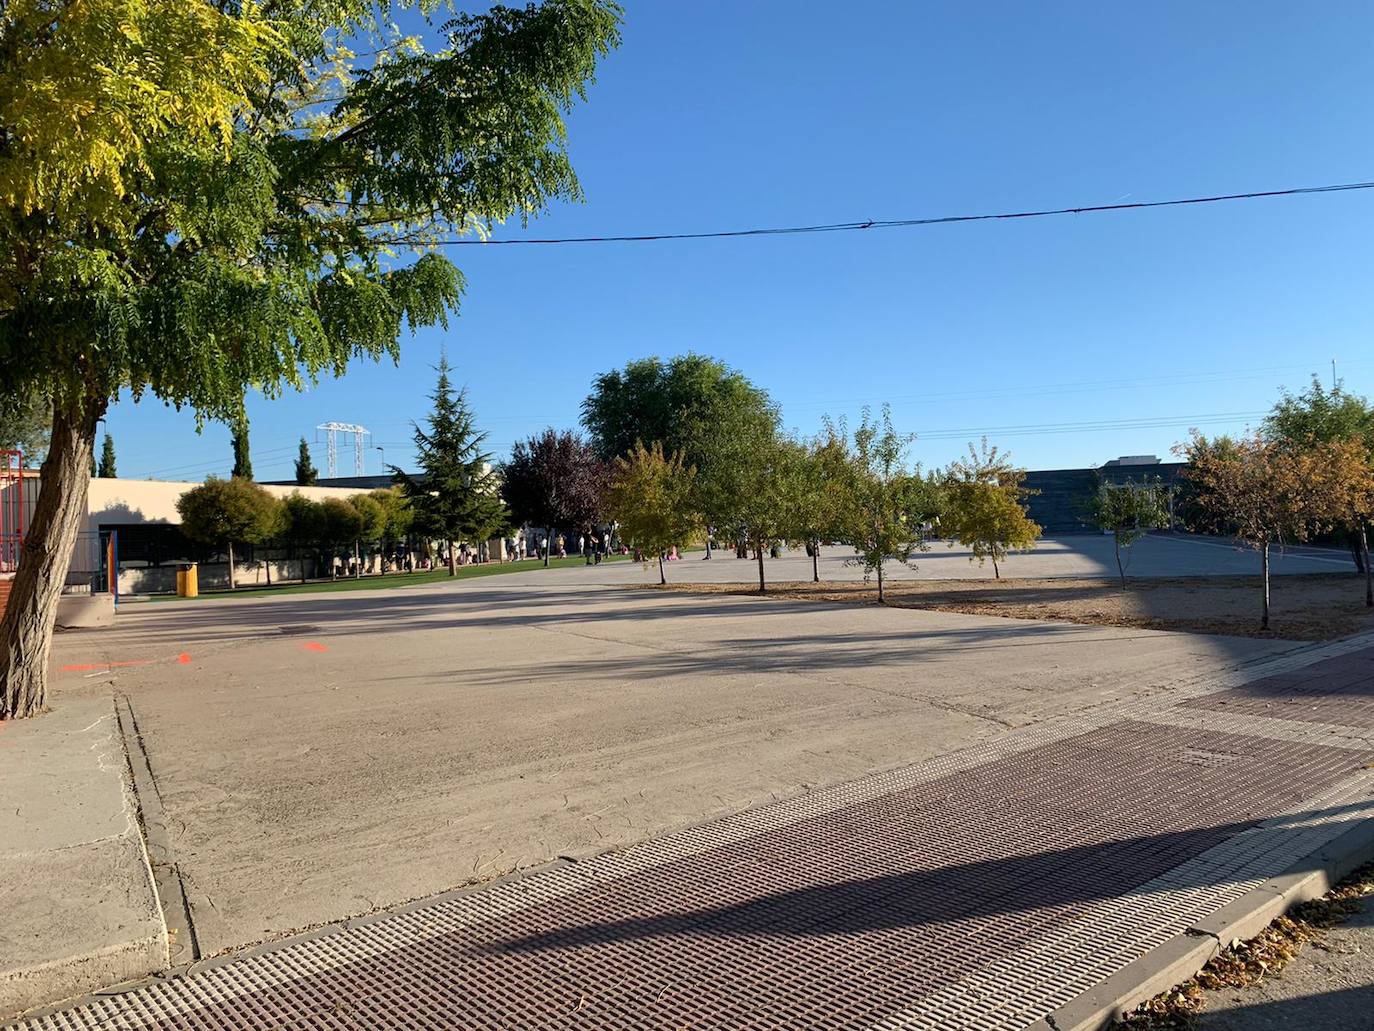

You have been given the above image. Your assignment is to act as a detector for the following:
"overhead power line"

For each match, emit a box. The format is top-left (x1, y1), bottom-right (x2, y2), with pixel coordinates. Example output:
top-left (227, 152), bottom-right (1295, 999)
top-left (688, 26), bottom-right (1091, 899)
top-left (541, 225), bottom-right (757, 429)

top-left (442, 179), bottom-right (1374, 246)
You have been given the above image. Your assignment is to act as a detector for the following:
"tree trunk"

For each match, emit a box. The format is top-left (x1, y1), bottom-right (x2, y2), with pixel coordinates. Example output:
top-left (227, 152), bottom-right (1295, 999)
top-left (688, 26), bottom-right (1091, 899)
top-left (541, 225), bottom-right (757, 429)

top-left (1114, 536), bottom-right (1126, 589)
top-left (1261, 540), bottom-right (1271, 631)
top-left (354, 540), bottom-right (360, 579)
top-left (877, 560), bottom-right (884, 604)
top-left (1362, 526), bottom-right (1372, 608)
top-left (658, 553), bottom-right (666, 585)
top-left (0, 400), bottom-right (102, 719)
top-left (265, 552), bottom-right (272, 587)
top-left (991, 553), bottom-right (1000, 579)
top-left (812, 541), bottom-right (820, 583)
top-left (545, 525), bottom-right (552, 568)
top-left (227, 540), bottom-right (236, 590)
top-left (756, 541), bottom-right (766, 593)
top-left (447, 540), bottom-right (457, 576)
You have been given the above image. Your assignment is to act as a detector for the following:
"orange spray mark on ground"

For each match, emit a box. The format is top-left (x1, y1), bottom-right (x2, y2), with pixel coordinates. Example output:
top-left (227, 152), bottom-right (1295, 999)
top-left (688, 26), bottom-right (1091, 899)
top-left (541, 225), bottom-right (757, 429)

top-left (302, 641), bottom-right (328, 653)
top-left (60, 652), bottom-right (193, 673)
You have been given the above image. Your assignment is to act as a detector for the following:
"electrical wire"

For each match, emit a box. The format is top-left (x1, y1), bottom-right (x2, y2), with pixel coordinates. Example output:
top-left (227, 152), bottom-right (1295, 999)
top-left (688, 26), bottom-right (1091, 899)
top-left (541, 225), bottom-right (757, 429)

top-left (440, 180), bottom-right (1374, 246)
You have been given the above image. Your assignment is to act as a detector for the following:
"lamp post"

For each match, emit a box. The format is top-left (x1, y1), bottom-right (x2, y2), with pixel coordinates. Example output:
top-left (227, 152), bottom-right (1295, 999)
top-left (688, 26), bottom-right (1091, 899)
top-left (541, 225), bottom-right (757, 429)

top-left (375, 446), bottom-right (386, 476)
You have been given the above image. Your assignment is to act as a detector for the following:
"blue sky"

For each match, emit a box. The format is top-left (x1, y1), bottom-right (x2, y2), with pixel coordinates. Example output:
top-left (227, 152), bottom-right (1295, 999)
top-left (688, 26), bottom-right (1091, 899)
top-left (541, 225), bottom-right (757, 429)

top-left (108, 1), bottom-right (1374, 481)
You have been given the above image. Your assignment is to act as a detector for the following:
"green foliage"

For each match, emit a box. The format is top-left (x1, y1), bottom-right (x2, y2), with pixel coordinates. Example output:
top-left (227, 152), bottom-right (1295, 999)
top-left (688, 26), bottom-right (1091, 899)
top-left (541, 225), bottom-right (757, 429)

top-left (294, 438), bottom-right (319, 486)
top-left (707, 423), bottom-right (806, 591)
top-left (0, 391), bottom-right (50, 464)
top-left (348, 493), bottom-right (387, 542)
top-left (581, 353), bottom-right (777, 527)
top-left (832, 408), bottom-right (941, 601)
top-left (231, 417), bottom-right (252, 479)
top-left (942, 439), bottom-right (1041, 579)
top-left (319, 497), bottom-right (364, 547)
top-left (1264, 378), bottom-right (1374, 449)
top-left (1086, 477), bottom-right (1170, 587)
top-left (176, 476), bottom-right (281, 548)
top-left (281, 491), bottom-right (326, 547)
top-left (97, 434), bottom-right (117, 478)
top-left (0, 0), bottom-right (621, 425)
top-left (396, 355), bottom-right (510, 565)
top-left (367, 487), bottom-right (413, 545)
top-left (606, 442), bottom-right (700, 584)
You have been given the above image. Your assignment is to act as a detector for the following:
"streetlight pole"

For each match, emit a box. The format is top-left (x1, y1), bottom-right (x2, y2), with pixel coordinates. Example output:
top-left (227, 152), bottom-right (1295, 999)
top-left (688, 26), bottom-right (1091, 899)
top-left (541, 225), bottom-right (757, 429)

top-left (375, 445), bottom-right (386, 476)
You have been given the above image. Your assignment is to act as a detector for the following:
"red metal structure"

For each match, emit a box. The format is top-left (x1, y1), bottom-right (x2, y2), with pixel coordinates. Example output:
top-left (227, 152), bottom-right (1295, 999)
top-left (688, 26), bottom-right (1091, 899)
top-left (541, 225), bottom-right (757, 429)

top-left (1, 449), bottom-right (24, 573)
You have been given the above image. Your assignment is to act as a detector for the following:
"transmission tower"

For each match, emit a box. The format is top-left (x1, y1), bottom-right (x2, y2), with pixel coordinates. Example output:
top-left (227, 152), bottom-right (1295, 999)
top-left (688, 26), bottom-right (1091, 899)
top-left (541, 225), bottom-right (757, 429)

top-left (316, 422), bottom-right (370, 478)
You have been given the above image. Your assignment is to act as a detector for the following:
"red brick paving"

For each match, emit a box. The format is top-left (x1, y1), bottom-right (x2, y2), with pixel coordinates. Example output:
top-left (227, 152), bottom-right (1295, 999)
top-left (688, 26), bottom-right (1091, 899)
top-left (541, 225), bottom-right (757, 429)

top-left (27, 720), bottom-right (1369, 1031)
top-left (1181, 648), bottom-right (1374, 728)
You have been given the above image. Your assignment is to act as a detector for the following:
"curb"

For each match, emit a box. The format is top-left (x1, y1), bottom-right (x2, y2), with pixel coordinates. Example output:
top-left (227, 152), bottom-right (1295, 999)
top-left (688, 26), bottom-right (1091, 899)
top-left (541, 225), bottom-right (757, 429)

top-left (0, 698), bottom-right (168, 1023)
top-left (1029, 817), bottom-right (1374, 1031)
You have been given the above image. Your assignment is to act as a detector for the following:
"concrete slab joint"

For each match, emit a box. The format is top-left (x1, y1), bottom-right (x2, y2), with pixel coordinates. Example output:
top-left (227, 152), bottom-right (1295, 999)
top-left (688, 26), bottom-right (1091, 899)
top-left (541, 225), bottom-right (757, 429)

top-left (0, 698), bottom-right (168, 1020)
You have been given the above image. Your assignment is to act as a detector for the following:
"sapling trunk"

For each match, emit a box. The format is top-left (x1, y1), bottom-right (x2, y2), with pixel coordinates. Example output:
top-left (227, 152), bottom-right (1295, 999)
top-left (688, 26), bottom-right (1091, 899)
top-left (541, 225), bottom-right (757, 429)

top-left (756, 542), bottom-right (766, 593)
top-left (812, 541), bottom-right (820, 582)
top-left (227, 540), bottom-right (236, 589)
top-left (658, 553), bottom-right (665, 585)
top-left (1362, 527), bottom-right (1372, 608)
top-left (1261, 540), bottom-right (1271, 631)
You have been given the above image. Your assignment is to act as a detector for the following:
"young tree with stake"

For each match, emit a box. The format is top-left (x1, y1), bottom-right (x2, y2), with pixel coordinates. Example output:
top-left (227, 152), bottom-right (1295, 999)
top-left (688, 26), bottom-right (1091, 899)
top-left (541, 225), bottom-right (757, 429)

top-left (1181, 431), bottom-right (1335, 631)
top-left (942, 439), bottom-right (1041, 579)
top-left (606, 442), bottom-right (699, 586)
top-left (1085, 477), bottom-right (1170, 588)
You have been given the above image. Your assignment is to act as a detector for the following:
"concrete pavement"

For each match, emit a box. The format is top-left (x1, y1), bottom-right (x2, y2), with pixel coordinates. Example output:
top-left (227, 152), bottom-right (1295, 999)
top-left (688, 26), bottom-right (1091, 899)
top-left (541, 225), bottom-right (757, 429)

top-left (15, 615), bottom-right (1374, 1029)
top-left (0, 699), bottom-right (166, 1019)
top-left (43, 571), bottom-right (1302, 958)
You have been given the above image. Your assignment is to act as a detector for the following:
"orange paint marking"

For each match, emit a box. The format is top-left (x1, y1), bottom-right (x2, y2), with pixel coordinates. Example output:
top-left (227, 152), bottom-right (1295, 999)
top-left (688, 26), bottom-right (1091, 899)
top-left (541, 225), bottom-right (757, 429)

top-left (302, 641), bottom-right (328, 653)
top-left (59, 652), bottom-right (194, 673)
top-left (60, 659), bottom-right (155, 672)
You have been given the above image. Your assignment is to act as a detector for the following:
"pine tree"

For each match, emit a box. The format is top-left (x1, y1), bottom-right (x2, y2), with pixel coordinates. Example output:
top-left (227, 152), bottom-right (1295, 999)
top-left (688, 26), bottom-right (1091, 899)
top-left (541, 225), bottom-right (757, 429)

top-left (97, 433), bottom-right (116, 478)
top-left (294, 438), bottom-right (319, 486)
top-left (231, 418), bottom-right (252, 480)
top-left (397, 357), bottom-right (509, 575)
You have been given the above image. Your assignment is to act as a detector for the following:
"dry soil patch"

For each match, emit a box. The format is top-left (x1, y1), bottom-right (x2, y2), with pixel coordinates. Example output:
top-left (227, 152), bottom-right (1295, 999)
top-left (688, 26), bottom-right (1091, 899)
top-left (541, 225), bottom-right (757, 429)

top-left (658, 572), bottom-right (1374, 641)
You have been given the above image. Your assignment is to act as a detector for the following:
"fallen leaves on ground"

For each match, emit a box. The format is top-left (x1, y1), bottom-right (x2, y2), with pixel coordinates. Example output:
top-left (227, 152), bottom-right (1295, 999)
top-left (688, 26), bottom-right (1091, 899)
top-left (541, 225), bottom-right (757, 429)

top-left (1116, 866), bottom-right (1374, 1029)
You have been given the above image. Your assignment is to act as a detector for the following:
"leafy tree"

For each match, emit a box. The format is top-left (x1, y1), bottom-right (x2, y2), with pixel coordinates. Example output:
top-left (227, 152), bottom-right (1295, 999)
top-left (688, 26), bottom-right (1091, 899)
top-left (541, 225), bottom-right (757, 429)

top-left (708, 425), bottom-right (806, 593)
top-left (97, 434), bottom-right (117, 479)
top-left (1086, 477), bottom-right (1170, 588)
top-left (582, 354), bottom-right (777, 530)
top-left (319, 497), bottom-right (364, 576)
top-left (0, 392), bottom-right (50, 465)
top-left (788, 426), bottom-right (853, 583)
top-left (367, 487), bottom-right (414, 555)
top-left (280, 492), bottom-right (326, 582)
top-left (0, 0), bottom-right (619, 717)
top-left (231, 416), bottom-right (253, 479)
top-left (1309, 436), bottom-right (1374, 608)
top-left (942, 439), bottom-right (1041, 579)
top-left (606, 442), bottom-right (699, 585)
top-left (833, 407), bottom-right (939, 603)
top-left (294, 438), bottom-right (319, 486)
top-left (396, 356), bottom-right (509, 575)
top-left (1181, 431), bottom-right (1342, 630)
top-left (1265, 377), bottom-right (1374, 447)
top-left (1264, 377), bottom-right (1374, 572)
top-left (501, 429), bottom-right (607, 567)
top-left (175, 476), bottom-right (282, 590)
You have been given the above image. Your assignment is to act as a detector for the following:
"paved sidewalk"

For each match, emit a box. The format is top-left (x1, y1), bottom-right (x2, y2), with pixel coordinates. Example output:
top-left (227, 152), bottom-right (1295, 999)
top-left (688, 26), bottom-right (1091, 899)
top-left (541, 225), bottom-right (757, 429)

top-left (15, 641), bottom-right (1374, 1029)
